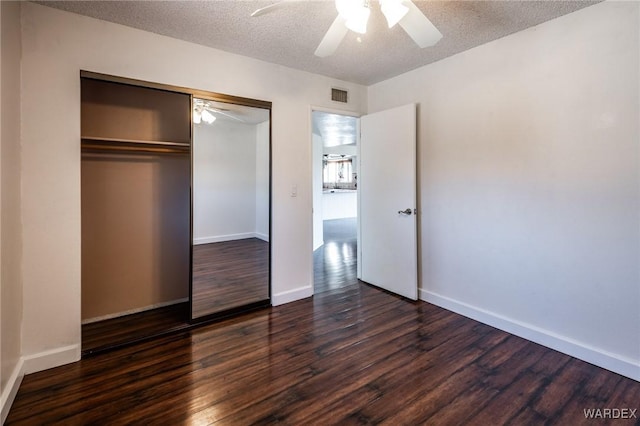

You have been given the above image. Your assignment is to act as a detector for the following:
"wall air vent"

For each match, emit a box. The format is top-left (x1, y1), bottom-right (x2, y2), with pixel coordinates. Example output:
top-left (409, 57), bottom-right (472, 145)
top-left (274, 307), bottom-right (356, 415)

top-left (331, 88), bottom-right (348, 103)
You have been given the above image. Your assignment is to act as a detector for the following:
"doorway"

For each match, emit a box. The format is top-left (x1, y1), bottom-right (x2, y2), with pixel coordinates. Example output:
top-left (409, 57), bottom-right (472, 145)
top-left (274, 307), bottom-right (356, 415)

top-left (311, 109), bottom-right (359, 293)
top-left (311, 103), bottom-right (419, 300)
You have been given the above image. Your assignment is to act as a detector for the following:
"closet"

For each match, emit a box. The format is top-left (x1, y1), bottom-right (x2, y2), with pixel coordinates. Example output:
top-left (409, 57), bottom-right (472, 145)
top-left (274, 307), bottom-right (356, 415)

top-left (80, 72), bottom-right (273, 357)
top-left (80, 72), bottom-right (272, 356)
top-left (81, 74), bottom-right (192, 354)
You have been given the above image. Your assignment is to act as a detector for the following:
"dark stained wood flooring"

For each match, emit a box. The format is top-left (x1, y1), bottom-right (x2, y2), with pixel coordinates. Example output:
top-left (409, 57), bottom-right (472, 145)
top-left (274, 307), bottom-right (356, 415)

top-left (9, 286), bottom-right (640, 424)
top-left (82, 238), bottom-right (270, 355)
top-left (193, 238), bottom-right (270, 318)
top-left (8, 220), bottom-right (640, 424)
top-left (314, 218), bottom-right (357, 293)
top-left (81, 302), bottom-right (190, 356)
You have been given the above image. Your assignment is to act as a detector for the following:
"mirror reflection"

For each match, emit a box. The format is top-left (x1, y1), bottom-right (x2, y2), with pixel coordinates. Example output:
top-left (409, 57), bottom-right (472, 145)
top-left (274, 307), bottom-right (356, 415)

top-left (192, 98), bottom-right (270, 319)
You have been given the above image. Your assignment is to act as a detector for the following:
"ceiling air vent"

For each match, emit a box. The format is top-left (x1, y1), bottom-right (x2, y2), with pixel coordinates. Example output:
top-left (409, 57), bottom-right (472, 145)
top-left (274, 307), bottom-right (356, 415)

top-left (331, 88), bottom-right (348, 103)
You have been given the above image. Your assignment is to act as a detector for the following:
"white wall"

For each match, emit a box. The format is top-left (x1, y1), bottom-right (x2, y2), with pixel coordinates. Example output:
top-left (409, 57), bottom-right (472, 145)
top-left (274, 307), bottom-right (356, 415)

top-left (1, 1), bottom-right (24, 421)
top-left (312, 133), bottom-right (324, 250)
top-left (193, 120), bottom-right (258, 243)
top-left (323, 192), bottom-right (357, 220)
top-left (19, 2), bottom-right (366, 371)
top-left (256, 121), bottom-right (270, 242)
top-left (368, 1), bottom-right (639, 380)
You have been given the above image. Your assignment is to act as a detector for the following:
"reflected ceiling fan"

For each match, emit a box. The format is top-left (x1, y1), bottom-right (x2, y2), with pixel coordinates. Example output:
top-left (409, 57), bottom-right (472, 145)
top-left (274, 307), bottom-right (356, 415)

top-left (252, 0), bottom-right (442, 57)
top-left (193, 99), bottom-right (246, 124)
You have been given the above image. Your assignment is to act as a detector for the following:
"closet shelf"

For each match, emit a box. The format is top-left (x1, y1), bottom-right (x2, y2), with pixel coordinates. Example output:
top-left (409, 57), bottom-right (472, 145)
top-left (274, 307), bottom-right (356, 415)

top-left (81, 136), bottom-right (190, 154)
top-left (81, 136), bottom-right (190, 146)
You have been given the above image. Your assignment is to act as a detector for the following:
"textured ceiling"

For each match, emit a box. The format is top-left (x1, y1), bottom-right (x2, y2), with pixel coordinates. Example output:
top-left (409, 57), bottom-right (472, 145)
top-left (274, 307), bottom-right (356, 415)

top-left (38, 1), bottom-right (599, 85)
top-left (313, 110), bottom-right (358, 147)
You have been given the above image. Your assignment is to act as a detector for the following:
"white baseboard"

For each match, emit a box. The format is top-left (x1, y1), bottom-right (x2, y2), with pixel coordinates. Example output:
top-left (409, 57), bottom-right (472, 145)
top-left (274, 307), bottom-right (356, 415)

top-left (3, 345), bottom-right (82, 420)
top-left (22, 344), bottom-right (80, 375)
top-left (82, 297), bottom-right (189, 324)
top-left (255, 232), bottom-right (269, 242)
top-left (194, 233), bottom-right (257, 245)
top-left (272, 285), bottom-right (313, 306)
top-left (420, 289), bottom-right (640, 382)
top-left (1, 358), bottom-right (24, 424)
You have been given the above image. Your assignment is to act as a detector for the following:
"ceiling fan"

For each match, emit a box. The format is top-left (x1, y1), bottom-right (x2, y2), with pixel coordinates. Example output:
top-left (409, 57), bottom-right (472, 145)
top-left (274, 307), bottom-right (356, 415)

top-left (193, 99), bottom-right (246, 124)
top-left (251, 0), bottom-right (442, 57)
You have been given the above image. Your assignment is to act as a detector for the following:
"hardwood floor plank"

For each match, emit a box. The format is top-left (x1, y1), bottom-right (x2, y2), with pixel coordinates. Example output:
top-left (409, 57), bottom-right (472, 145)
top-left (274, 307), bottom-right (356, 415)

top-left (475, 334), bottom-right (531, 371)
top-left (505, 406), bottom-right (549, 425)
top-left (425, 383), bottom-right (499, 426)
top-left (480, 340), bottom-right (549, 390)
top-left (294, 327), bottom-right (492, 423)
top-left (471, 370), bottom-right (548, 425)
top-left (345, 327), bottom-right (506, 424)
top-left (528, 348), bottom-right (572, 377)
top-left (532, 359), bottom-right (598, 418)
top-left (197, 302), bottom-right (430, 423)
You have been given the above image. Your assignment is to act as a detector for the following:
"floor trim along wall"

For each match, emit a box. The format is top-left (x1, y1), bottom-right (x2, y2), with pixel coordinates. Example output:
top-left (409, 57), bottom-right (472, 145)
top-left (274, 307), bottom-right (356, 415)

top-left (420, 289), bottom-right (640, 382)
top-left (194, 233), bottom-right (258, 245)
top-left (22, 344), bottom-right (81, 376)
top-left (82, 297), bottom-right (189, 324)
top-left (1, 358), bottom-right (24, 424)
top-left (272, 285), bottom-right (313, 306)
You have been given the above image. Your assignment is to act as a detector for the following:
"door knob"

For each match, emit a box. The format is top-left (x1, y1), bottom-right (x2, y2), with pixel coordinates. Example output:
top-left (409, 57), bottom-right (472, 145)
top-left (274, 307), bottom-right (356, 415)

top-left (398, 208), bottom-right (413, 215)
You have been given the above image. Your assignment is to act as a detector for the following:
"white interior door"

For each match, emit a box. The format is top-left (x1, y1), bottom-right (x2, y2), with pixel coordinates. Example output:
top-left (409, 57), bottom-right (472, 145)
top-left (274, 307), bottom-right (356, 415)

top-left (359, 103), bottom-right (417, 300)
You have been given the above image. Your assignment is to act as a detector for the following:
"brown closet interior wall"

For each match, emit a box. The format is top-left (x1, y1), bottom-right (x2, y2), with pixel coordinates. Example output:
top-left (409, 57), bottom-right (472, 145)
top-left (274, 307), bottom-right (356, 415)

top-left (81, 78), bottom-right (191, 143)
top-left (81, 78), bottom-right (191, 321)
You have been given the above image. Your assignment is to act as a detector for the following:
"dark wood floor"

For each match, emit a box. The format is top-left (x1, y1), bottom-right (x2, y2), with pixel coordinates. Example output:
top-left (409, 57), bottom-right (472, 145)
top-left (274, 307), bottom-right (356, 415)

top-left (82, 238), bottom-right (269, 354)
top-left (81, 302), bottom-right (190, 355)
top-left (8, 223), bottom-right (640, 424)
top-left (314, 218), bottom-right (357, 293)
top-left (193, 238), bottom-right (269, 318)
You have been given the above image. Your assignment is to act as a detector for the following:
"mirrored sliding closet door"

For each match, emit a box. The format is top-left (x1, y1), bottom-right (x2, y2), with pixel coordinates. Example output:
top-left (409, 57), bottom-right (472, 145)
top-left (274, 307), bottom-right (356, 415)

top-left (190, 97), bottom-right (271, 321)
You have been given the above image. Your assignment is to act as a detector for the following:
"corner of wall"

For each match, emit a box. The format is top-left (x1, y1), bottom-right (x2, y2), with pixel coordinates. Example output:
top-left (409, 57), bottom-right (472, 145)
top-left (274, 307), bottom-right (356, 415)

top-left (22, 344), bottom-right (80, 375)
top-left (0, 358), bottom-right (24, 424)
top-left (1, 0), bottom-right (25, 421)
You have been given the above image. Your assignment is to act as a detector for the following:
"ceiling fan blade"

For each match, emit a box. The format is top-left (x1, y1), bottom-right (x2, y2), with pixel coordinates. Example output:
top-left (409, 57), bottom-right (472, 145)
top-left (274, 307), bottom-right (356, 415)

top-left (315, 15), bottom-right (349, 57)
top-left (251, 1), bottom-right (289, 17)
top-left (398, 0), bottom-right (442, 48)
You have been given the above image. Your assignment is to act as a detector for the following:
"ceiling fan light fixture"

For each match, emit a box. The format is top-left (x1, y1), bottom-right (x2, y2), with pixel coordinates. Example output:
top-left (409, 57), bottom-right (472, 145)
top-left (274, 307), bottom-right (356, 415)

top-left (380, 0), bottom-right (409, 28)
top-left (345, 6), bottom-right (370, 34)
top-left (201, 109), bottom-right (216, 124)
top-left (336, 0), bottom-right (370, 34)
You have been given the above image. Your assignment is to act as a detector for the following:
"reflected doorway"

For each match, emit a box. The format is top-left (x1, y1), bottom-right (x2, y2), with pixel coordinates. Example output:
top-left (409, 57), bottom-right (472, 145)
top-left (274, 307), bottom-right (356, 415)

top-left (312, 110), bottom-right (359, 293)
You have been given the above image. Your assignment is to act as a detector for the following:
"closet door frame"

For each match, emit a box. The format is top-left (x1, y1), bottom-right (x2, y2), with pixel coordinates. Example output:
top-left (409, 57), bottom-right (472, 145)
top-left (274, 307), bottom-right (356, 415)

top-left (80, 70), bottom-right (273, 327)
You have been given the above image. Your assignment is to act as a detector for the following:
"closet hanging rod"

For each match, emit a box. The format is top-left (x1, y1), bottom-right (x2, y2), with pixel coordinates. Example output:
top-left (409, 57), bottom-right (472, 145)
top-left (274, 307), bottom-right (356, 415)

top-left (81, 145), bottom-right (189, 155)
top-left (81, 141), bottom-right (189, 155)
top-left (81, 136), bottom-right (190, 147)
